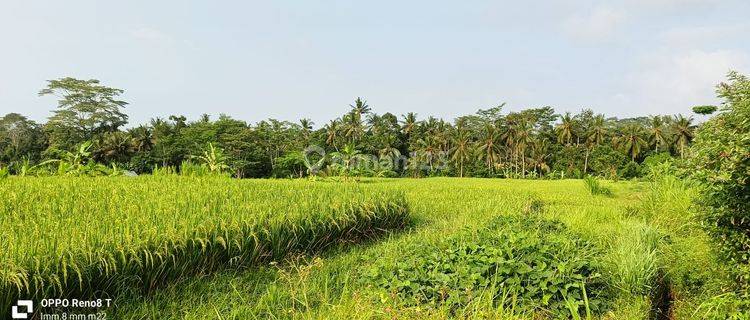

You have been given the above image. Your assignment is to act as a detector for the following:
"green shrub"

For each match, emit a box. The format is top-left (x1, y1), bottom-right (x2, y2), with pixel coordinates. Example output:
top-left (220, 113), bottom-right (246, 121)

top-left (365, 215), bottom-right (608, 317)
top-left (589, 145), bottom-right (628, 179)
top-left (0, 166), bottom-right (8, 179)
top-left (689, 71), bottom-right (750, 289)
top-left (642, 152), bottom-right (674, 176)
top-left (694, 292), bottom-right (750, 319)
top-left (619, 161), bottom-right (642, 179)
top-left (692, 105), bottom-right (718, 115)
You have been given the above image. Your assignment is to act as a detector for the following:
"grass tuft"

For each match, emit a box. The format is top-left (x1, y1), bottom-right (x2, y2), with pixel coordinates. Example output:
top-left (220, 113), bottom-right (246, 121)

top-left (583, 176), bottom-right (612, 196)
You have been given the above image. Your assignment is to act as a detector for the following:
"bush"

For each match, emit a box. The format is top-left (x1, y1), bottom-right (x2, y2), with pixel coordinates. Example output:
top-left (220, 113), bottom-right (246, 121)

top-left (365, 215), bottom-right (608, 317)
top-left (689, 71), bottom-right (750, 289)
top-left (589, 145), bottom-right (628, 179)
top-left (619, 161), bottom-right (642, 179)
top-left (642, 152), bottom-right (674, 176)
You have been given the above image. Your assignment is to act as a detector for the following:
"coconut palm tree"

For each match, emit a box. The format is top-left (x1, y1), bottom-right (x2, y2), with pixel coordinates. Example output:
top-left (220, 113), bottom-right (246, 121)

top-left (647, 115), bottom-right (667, 153)
top-left (588, 115), bottom-right (607, 146)
top-left (129, 126), bottom-right (154, 153)
top-left (583, 114), bottom-right (608, 174)
top-left (501, 117), bottom-right (518, 173)
top-left (615, 124), bottom-right (647, 161)
top-left (514, 119), bottom-right (534, 178)
top-left (401, 112), bottom-right (418, 137)
top-left (343, 113), bottom-right (363, 145)
top-left (324, 120), bottom-right (340, 151)
top-left (95, 131), bottom-right (133, 164)
top-left (299, 118), bottom-right (314, 144)
top-left (528, 139), bottom-right (551, 175)
top-left (416, 136), bottom-right (439, 172)
top-left (350, 97), bottom-right (371, 117)
top-left (341, 98), bottom-right (370, 145)
top-left (449, 126), bottom-right (472, 177)
top-left (671, 114), bottom-right (694, 158)
top-left (476, 124), bottom-right (501, 173)
top-left (556, 112), bottom-right (575, 146)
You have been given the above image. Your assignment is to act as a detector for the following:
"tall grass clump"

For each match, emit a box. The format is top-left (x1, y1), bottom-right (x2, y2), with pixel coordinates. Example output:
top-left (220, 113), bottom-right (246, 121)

top-left (583, 176), bottom-right (611, 196)
top-left (0, 176), bottom-right (410, 312)
top-left (606, 222), bottom-right (662, 296)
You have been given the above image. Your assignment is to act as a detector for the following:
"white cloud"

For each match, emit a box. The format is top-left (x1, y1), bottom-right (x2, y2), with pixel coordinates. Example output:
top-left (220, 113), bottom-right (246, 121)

top-left (620, 49), bottom-right (749, 115)
top-left (562, 6), bottom-right (626, 43)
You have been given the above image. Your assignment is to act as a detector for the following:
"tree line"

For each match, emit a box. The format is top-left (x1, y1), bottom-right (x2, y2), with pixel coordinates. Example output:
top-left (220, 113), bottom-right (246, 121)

top-left (0, 77), bottom-right (712, 179)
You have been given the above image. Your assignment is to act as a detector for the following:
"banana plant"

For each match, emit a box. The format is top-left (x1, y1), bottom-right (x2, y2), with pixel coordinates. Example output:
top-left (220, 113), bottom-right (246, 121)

top-left (191, 143), bottom-right (229, 174)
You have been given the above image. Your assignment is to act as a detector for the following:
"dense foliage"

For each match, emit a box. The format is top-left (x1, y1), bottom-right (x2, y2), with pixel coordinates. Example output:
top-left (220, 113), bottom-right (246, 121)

top-left (0, 177), bottom-right (409, 313)
top-left (689, 71), bottom-right (750, 289)
top-left (365, 215), bottom-right (607, 317)
top-left (0, 77), bottom-right (706, 179)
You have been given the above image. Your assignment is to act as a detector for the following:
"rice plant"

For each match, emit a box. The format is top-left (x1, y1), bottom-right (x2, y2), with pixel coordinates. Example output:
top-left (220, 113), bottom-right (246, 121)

top-left (0, 176), bottom-right (409, 312)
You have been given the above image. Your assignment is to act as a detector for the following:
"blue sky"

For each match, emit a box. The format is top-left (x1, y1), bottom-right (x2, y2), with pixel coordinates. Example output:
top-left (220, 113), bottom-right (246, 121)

top-left (1, 0), bottom-right (748, 127)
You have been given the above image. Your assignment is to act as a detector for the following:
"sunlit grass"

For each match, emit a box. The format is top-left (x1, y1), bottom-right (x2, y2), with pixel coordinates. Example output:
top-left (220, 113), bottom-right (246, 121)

top-left (0, 176), bottom-right (409, 311)
top-left (3, 177), bottom-right (734, 319)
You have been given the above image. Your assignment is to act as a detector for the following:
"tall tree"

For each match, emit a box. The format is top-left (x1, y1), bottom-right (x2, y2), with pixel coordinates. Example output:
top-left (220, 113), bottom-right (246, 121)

top-left (671, 114), bottom-right (695, 158)
top-left (587, 114), bottom-right (608, 146)
top-left (477, 124), bottom-right (501, 174)
top-left (514, 119), bottom-right (533, 178)
top-left (39, 77), bottom-right (128, 150)
top-left (0, 113), bottom-right (47, 164)
top-left (93, 131), bottom-right (133, 164)
top-left (449, 124), bottom-right (472, 177)
top-left (647, 115), bottom-right (668, 153)
top-left (556, 112), bottom-right (575, 146)
top-left (299, 118), bottom-right (314, 145)
top-left (615, 123), bottom-right (647, 161)
top-left (324, 119), bottom-right (340, 151)
top-left (401, 112), bottom-right (418, 137)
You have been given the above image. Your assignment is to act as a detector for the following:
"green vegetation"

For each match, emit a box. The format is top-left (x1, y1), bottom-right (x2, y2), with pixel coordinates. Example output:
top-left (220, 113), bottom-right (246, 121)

top-left (688, 71), bottom-right (750, 311)
top-left (366, 215), bottom-right (607, 317)
top-left (81, 177), bottom-right (728, 319)
top-left (1, 76), bottom-right (702, 180)
top-left (0, 177), bottom-right (409, 313)
top-left (2, 73), bottom-right (749, 318)
top-left (691, 105), bottom-right (718, 115)
top-left (583, 176), bottom-right (612, 196)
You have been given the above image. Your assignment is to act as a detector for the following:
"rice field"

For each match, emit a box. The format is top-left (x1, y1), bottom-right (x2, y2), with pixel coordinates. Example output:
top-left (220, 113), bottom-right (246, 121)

top-left (0, 176), bottom-right (409, 313)
top-left (1, 177), bottom-right (737, 319)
